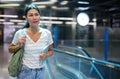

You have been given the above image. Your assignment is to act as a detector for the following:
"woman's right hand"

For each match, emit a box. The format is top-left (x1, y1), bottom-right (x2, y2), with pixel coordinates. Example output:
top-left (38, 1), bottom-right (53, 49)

top-left (8, 36), bottom-right (26, 53)
top-left (18, 36), bottom-right (26, 47)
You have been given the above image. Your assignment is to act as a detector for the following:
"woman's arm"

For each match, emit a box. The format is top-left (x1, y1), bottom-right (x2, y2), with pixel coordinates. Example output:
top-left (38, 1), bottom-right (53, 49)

top-left (40, 44), bottom-right (54, 60)
top-left (8, 43), bottom-right (22, 53)
top-left (46, 44), bottom-right (54, 57)
top-left (8, 36), bottom-right (26, 53)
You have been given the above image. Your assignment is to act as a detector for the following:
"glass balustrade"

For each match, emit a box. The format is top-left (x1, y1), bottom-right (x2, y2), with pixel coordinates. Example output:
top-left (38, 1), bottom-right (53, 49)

top-left (46, 47), bottom-right (120, 79)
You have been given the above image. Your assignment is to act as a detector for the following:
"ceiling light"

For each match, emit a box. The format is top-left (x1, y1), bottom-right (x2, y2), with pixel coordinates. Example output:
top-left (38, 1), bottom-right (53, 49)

top-left (77, 12), bottom-right (89, 26)
top-left (32, 0), bottom-right (35, 1)
top-left (0, 0), bottom-right (23, 2)
top-left (78, 1), bottom-right (89, 4)
top-left (78, 7), bottom-right (89, 10)
top-left (65, 22), bottom-right (77, 25)
top-left (0, 15), bottom-right (18, 18)
top-left (18, 23), bottom-right (25, 25)
top-left (40, 21), bottom-right (63, 24)
top-left (52, 6), bottom-right (69, 10)
top-left (41, 16), bottom-right (58, 20)
top-left (0, 19), bottom-right (5, 22)
top-left (51, 0), bottom-right (57, 2)
top-left (17, 20), bottom-right (63, 25)
top-left (32, 0), bottom-right (56, 5)
top-left (32, 0), bottom-right (57, 5)
top-left (1, 22), bottom-right (14, 25)
top-left (108, 8), bottom-right (118, 11)
top-left (88, 22), bottom-right (96, 26)
top-left (41, 16), bottom-right (73, 20)
top-left (38, 6), bottom-right (46, 9)
top-left (60, 1), bottom-right (68, 5)
top-left (93, 18), bottom-right (97, 22)
top-left (9, 25), bottom-right (23, 28)
top-left (58, 17), bottom-right (74, 20)
top-left (0, 4), bottom-right (20, 7)
top-left (10, 19), bottom-right (25, 22)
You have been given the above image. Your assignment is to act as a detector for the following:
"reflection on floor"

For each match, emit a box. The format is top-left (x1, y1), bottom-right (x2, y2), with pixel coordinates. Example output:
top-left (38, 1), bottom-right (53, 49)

top-left (0, 44), bottom-right (14, 79)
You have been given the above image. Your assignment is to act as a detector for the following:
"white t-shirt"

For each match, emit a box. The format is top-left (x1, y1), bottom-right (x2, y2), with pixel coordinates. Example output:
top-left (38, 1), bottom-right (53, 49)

top-left (12, 27), bottom-right (53, 69)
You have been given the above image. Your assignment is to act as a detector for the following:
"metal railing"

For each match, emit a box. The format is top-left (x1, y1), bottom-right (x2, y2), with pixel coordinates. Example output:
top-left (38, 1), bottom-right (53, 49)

top-left (52, 47), bottom-right (120, 79)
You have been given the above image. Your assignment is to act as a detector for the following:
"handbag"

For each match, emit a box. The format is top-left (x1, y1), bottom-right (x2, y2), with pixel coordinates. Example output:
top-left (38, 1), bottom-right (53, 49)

top-left (8, 46), bottom-right (24, 77)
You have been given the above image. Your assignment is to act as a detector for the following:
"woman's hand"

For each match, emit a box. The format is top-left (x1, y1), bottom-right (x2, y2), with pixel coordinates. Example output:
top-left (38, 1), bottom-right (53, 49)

top-left (39, 53), bottom-right (48, 60)
top-left (39, 44), bottom-right (53, 60)
top-left (18, 36), bottom-right (26, 47)
top-left (9, 36), bottom-right (26, 53)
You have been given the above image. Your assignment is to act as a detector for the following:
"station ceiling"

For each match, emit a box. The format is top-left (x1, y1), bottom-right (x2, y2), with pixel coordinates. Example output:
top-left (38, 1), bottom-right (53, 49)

top-left (0, 0), bottom-right (120, 20)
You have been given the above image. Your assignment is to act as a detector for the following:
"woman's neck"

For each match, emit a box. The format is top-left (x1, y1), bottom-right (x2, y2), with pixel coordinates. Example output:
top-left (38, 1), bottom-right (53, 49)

top-left (28, 27), bottom-right (40, 34)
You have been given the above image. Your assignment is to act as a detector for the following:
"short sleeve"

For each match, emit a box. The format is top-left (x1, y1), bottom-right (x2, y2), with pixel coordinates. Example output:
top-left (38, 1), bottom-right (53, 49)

top-left (12, 29), bottom-right (25, 45)
top-left (46, 30), bottom-right (53, 45)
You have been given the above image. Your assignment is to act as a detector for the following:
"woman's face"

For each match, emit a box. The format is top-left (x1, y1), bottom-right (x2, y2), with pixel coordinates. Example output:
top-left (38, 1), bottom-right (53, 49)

top-left (26, 9), bottom-right (40, 27)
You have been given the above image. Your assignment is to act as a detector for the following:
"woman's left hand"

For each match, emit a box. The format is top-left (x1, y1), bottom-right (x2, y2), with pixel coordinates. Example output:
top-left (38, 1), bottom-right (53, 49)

top-left (39, 53), bottom-right (48, 60)
top-left (39, 44), bottom-right (53, 60)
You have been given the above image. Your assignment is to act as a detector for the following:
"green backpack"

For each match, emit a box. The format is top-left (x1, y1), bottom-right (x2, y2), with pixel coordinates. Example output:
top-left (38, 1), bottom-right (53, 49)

top-left (8, 46), bottom-right (24, 77)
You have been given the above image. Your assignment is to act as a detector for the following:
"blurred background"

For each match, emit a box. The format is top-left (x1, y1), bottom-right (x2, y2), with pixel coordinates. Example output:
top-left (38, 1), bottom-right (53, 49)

top-left (0, 0), bottom-right (120, 79)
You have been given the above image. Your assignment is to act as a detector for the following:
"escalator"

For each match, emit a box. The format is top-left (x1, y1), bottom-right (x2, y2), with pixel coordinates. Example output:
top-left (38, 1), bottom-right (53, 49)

top-left (45, 45), bottom-right (120, 79)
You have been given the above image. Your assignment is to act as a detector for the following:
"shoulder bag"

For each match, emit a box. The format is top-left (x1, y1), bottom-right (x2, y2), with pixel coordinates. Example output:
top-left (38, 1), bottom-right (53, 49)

top-left (8, 46), bottom-right (24, 77)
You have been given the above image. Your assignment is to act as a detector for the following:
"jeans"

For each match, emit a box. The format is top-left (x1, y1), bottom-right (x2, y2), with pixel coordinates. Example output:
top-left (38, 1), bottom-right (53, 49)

top-left (17, 65), bottom-right (45, 79)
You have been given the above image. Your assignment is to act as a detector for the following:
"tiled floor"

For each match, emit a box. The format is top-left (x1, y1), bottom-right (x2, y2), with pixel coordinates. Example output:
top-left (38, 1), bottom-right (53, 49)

top-left (0, 44), bottom-right (12, 79)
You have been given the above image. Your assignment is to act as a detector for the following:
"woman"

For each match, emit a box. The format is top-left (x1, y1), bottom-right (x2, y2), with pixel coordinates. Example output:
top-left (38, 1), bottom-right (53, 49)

top-left (8, 4), bottom-right (53, 79)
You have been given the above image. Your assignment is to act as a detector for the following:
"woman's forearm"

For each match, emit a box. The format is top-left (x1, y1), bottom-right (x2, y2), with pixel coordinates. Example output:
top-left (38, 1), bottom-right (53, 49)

top-left (46, 50), bottom-right (53, 57)
top-left (47, 44), bottom-right (53, 57)
top-left (40, 44), bottom-right (53, 60)
top-left (8, 44), bottom-right (22, 53)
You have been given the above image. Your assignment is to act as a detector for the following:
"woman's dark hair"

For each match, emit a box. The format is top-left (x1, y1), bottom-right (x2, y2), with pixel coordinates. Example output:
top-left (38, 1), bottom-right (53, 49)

top-left (23, 4), bottom-right (40, 28)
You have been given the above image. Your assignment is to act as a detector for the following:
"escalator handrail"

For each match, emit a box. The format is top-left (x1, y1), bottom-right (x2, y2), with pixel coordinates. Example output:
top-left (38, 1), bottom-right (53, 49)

top-left (57, 45), bottom-right (103, 79)
top-left (58, 45), bottom-right (90, 57)
top-left (54, 48), bottom-right (120, 70)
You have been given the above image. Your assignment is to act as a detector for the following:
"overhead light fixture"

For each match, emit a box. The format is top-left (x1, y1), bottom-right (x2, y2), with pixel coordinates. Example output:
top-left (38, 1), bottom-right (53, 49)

top-left (18, 23), bottom-right (25, 25)
top-left (65, 22), bottom-right (77, 25)
top-left (32, 0), bottom-right (57, 5)
top-left (93, 18), bottom-right (97, 22)
top-left (32, 0), bottom-right (35, 1)
top-left (40, 21), bottom-right (63, 24)
top-left (88, 22), bottom-right (96, 26)
top-left (0, 15), bottom-right (18, 18)
top-left (1, 22), bottom-right (14, 25)
top-left (10, 19), bottom-right (25, 22)
top-left (0, 4), bottom-right (20, 7)
top-left (0, 19), bottom-right (5, 22)
top-left (0, 0), bottom-right (23, 2)
top-left (108, 8), bottom-right (118, 11)
top-left (52, 6), bottom-right (69, 10)
top-left (78, 7), bottom-right (89, 10)
top-left (9, 25), bottom-right (23, 28)
top-left (38, 6), bottom-right (46, 9)
top-left (41, 16), bottom-right (58, 20)
top-left (16, 20), bottom-right (63, 25)
top-left (58, 17), bottom-right (74, 20)
top-left (78, 1), bottom-right (89, 4)
top-left (77, 12), bottom-right (89, 26)
top-left (60, 1), bottom-right (68, 5)
top-left (41, 16), bottom-right (73, 21)
top-left (32, 2), bottom-right (53, 5)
